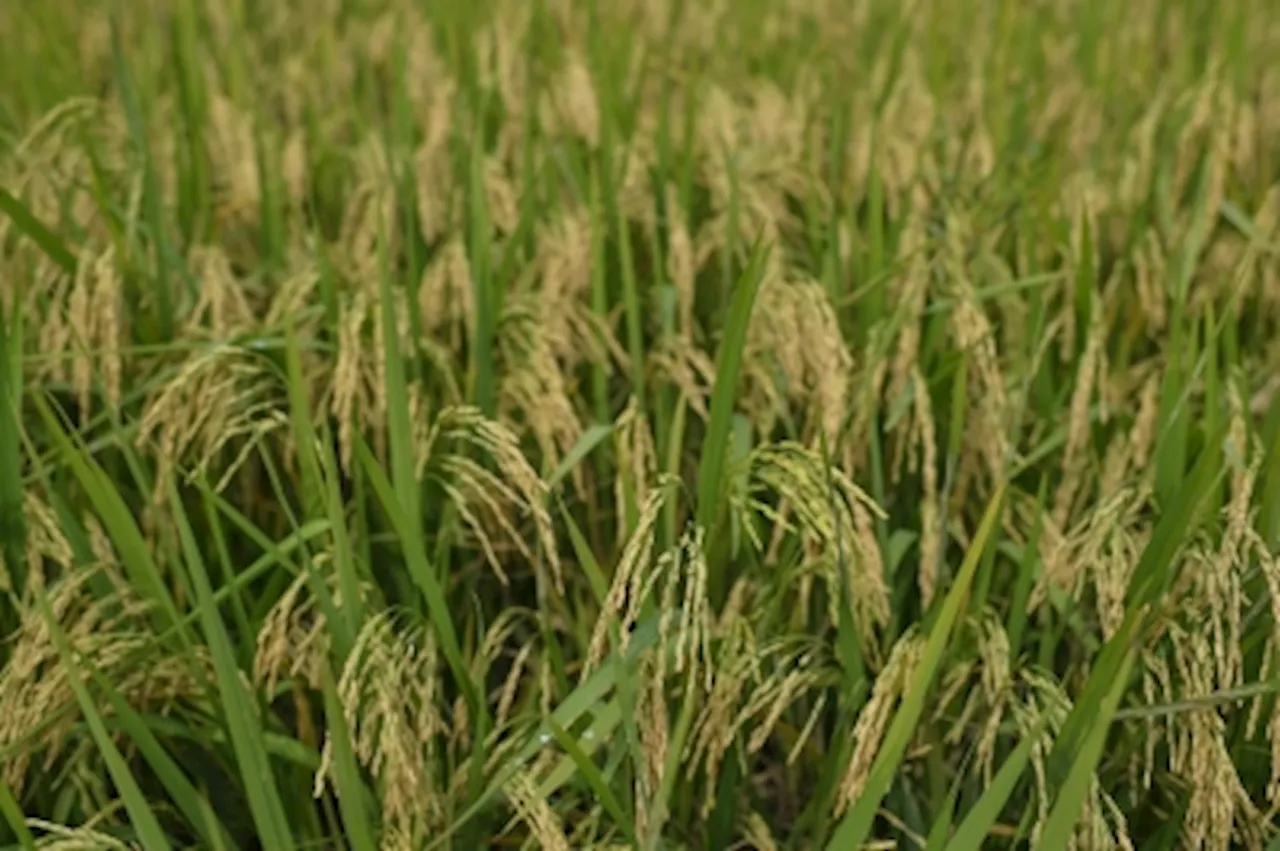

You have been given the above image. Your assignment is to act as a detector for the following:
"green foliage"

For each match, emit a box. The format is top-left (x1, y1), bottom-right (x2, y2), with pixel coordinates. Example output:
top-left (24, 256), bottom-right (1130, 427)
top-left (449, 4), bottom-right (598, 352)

top-left (2, 0), bottom-right (1279, 848)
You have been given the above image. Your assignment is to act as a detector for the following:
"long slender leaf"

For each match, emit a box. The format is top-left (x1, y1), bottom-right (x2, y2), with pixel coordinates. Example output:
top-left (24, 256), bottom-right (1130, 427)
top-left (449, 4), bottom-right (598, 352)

top-left (699, 238), bottom-right (769, 606)
top-left (80, 656), bottom-right (237, 850)
top-left (319, 666), bottom-right (379, 851)
top-left (168, 475), bottom-right (296, 851)
top-left (0, 186), bottom-right (78, 274)
top-left (944, 721), bottom-right (1043, 851)
top-left (0, 772), bottom-right (36, 851)
top-left (543, 716), bottom-right (636, 846)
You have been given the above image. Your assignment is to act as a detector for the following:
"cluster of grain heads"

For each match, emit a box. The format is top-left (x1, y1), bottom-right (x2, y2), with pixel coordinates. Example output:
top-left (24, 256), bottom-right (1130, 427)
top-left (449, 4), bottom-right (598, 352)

top-left (0, 562), bottom-right (208, 797)
top-left (2, 0), bottom-right (1280, 848)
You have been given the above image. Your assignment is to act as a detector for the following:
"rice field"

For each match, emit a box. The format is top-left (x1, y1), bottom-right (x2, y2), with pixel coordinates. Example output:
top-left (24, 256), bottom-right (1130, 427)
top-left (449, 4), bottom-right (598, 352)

top-left (2, 0), bottom-right (1280, 848)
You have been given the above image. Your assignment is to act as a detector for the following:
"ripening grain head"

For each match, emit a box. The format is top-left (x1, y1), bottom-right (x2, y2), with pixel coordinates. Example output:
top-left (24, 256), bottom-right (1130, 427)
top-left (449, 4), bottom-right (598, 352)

top-left (0, 566), bottom-right (208, 792)
top-left (135, 344), bottom-right (287, 501)
top-left (317, 612), bottom-right (446, 837)
top-left (835, 629), bottom-right (924, 814)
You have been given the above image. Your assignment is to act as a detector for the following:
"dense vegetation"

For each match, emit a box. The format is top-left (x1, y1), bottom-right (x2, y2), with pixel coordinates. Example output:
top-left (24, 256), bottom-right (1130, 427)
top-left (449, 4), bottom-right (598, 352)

top-left (2, 0), bottom-right (1280, 848)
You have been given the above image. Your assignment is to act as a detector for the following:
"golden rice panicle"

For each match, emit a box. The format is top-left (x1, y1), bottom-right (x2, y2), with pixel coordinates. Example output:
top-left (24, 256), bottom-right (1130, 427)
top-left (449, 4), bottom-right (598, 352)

top-left (958, 73), bottom-right (997, 180)
top-left (535, 206), bottom-right (594, 306)
top-left (476, 9), bottom-right (533, 152)
top-left (567, 806), bottom-right (616, 849)
top-left (185, 245), bottom-right (257, 340)
top-left (1013, 670), bottom-right (1071, 847)
top-left (1014, 669), bottom-right (1131, 849)
top-left (1052, 285), bottom-right (1106, 529)
top-left (1128, 364), bottom-right (1163, 474)
top-left (418, 236), bottom-right (474, 352)
top-left (1090, 490), bottom-right (1148, 643)
top-left (885, 211), bottom-right (932, 425)
top-left (493, 638), bottom-right (536, 732)
top-left (26, 819), bottom-right (137, 850)
top-left (640, 527), bottom-right (717, 811)
top-left (413, 78), bottom-right (459, 247)
top-left (337, 138), bottom-right (398, 283)
top-left (842, 477), bottom-right (891, 638)
top-left (696, 83), bottom-right (743, 180)
top-left (610, 118), bottom-right (657, 222)
top-left (741, 443), bottom-right (889, 641)
top-left (673, 526), bottom-right (715, 693)
top-left (1028, 482), bottom-right (1142, 624)
top-left (739, 810), bottom-right (780, 851)
top-left (1169, 77), bottom-right (1223, 218)
top-left (473, 604), bottom-right (530, 687)
top-left (1253, 185), bottom-right (1280, 311)
top-left (0, 565), bottom-right (206, 793)
top-left (135, 344), bottom-right (287, 501)
top-left (316, 612), bottom-right (446, 840)
top-left (418, 407), bottom-right (561, 591)
top-left (414, 138), bottom-right (456, 247)
top-left (741, 645), bottom-right (825, 760)
top-left (835, 629), bottom-right (924, 815)
top-left (330, 290), bottom-right (376, 474)
top-left (6, 99), bottom-right (115, 248)
top-left (685, 622), bottom-right (757, 818)
top-left (470, 607), bottom-right (548, 733)
top-left (32, 262), bottom-right (74, 391)
top-left (502, 769), bottom-right (571, 851)
top-left (1166, 622), bottom-right (1267, 850)
top-left (1141, 648), bottom-right (1174, 793)
top-left (635, 652), bottom-right (670, 838)
top-left (945, 613), bottom-right (1012, 783)
top-left (252, 550), bottom-right (366, 697)
top-left (910, 366), bottom-right (942, 609)
top-left (1201, 382), bottom-right (1258, 689)
top-left (496, 299), bottom-right (585, 478)
top-left (369, 281), bottom-right (420, 461)
top-left (687, 638), bottom-right (825, 822)
top-left (0, 491), bottom-right (75, 598)
top-left (935, 215), bottom-right (1007, 486)
top-left (741, 79), bottom-right (810, 196)
top-left (1117, 91), bottom-right (1168, 210)
top-left (1253, 536), bottom-right (1280, 807)
top-left (1023, 510), bottom-right (1066, 616)
top-left (613, 397), bottom-right (659, 526)
top-left (483, 154), bottom-right (521, 237)
top-left (798, 282), bottom-right (854, 445)
top-left (744, 276), bottom-right (852, 446)
top-left (533, 210), bottom-right (624, 376)
top-left (253, 567), bottom-right (324, 695)
top-left (280, 128), bottom-right (309, 209)
top-left (206, 93), bottom-right (261, 229)
top-left (538, 48), bottom-right (600, 148)
top-left (584, 482), bottom-right (670, 676)
top-left (738, 263), bottom-right (792, 437)
top-left (1099, 789), bottom-right (1138, 851)
top-left (867, 52), bottom-right (936, 209)
top-left (664, 184), bottom-right (699, 336)
top-left (65, 244), bottom-right (124, 417)
top-left (651, 335), bottom-right (717, 421)
top-left (265, 264), bottom-right (322, 331)
top-left (1097, 419), bottom-right (1130, 504)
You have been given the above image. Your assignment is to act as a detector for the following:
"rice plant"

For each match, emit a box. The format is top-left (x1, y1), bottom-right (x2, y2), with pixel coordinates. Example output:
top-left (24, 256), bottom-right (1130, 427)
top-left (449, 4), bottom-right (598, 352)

top-left (2, 0), bottom-right (1279, 848)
